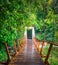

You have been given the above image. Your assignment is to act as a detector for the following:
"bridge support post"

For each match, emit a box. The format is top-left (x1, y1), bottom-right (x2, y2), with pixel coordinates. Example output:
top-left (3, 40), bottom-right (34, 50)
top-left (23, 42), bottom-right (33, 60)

top-left (14, 41), bottom-right (17, 55)
top-left (40, 41), bottom-right (44, 56)
top-left (45, 43), bottom-right (53, 65)
top-left (4, 43), bottom-right (11, 61)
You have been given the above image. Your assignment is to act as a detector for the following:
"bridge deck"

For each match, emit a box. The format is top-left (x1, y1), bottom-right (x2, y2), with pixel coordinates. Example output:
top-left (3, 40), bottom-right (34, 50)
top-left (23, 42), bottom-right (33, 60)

top-left (9, 39), bottom-right (45, 65)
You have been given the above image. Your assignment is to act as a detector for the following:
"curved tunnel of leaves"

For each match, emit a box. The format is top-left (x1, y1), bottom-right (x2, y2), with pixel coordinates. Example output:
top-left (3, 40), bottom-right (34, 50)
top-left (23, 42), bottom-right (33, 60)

top-left (0, 0), bottom-right (58, 64)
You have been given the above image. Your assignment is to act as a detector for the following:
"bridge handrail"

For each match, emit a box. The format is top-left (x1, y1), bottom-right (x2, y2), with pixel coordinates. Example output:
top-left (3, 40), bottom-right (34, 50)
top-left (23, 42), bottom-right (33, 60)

top-left (33, 38), bottom-right (58, 65)
top-left (0, 37), bottom-right (26, 65)
top-left (35, 38), bottom-right (58, 46)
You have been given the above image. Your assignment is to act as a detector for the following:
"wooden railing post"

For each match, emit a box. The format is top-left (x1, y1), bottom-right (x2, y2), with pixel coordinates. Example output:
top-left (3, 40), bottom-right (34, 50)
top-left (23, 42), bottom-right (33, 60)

top-left (40, 41), bottom-right (44, 56)
top-left (45, 43), bottom-right (53, 65)
top-left (4, 43), bottom-right (11, 61)
top-left (16, 39), bottom-right (20, 51)
top-left (14, 41), bottom-right (17, 55)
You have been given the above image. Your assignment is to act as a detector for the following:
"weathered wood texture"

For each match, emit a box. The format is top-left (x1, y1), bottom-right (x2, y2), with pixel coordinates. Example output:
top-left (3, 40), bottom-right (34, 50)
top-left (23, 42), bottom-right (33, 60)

top-left (9, 39), bottom-right (45, 65)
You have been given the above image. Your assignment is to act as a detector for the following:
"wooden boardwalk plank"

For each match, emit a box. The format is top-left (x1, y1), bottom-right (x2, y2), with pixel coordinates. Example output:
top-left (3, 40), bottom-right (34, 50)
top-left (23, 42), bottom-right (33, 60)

top-left (9, 39), bottom-right (45, 65)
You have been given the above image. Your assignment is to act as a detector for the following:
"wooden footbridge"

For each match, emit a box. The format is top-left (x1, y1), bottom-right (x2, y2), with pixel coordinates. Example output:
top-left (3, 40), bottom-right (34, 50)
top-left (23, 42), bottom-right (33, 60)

top-left (0, 37), bottom-right (58, 65)
top-left (9, 39), bottom-right (45, 65)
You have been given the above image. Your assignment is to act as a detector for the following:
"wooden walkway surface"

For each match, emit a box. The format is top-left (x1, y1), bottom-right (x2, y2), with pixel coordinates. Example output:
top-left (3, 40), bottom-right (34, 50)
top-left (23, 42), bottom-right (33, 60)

top-left (9, 39), bottom-right (45, 65)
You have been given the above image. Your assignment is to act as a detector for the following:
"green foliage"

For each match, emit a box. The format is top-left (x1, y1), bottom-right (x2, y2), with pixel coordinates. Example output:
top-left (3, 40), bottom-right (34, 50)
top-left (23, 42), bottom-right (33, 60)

top-left (0, 0), bottom-right (58, 63)
top-left (0, 44), bottom-right (8, 62)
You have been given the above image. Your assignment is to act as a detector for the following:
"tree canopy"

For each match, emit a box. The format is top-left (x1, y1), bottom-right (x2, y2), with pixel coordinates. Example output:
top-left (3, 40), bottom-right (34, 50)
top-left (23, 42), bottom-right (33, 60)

top-left (0, 0), bottom-right (58, 45)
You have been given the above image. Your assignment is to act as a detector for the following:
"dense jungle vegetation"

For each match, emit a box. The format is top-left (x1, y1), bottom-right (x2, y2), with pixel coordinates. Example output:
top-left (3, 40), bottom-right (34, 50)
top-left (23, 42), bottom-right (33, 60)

top-left (0, 0), bottom-right (58, 65)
